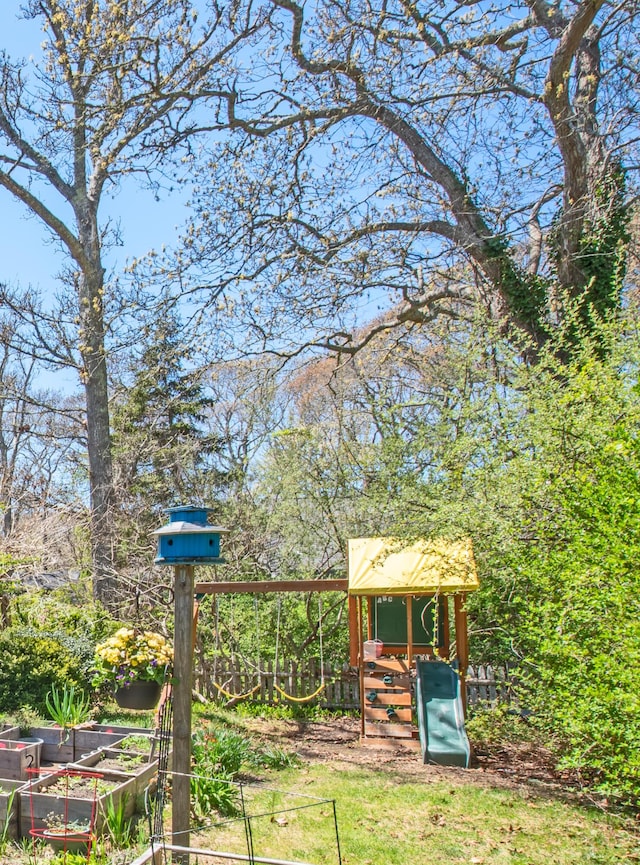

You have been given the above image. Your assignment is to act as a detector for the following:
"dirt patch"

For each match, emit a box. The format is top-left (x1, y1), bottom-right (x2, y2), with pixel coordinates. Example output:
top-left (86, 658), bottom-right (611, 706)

top-left (242, 716), bottom-right (597, 804)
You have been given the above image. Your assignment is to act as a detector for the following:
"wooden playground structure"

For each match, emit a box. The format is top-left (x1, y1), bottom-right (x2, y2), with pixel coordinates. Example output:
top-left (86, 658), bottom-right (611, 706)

top-left (193, 536), bottom-right (479, 755)
top-left (346, 537), bottom-right (479, 753)
top-left (156, 507), bottom-right (480, 862)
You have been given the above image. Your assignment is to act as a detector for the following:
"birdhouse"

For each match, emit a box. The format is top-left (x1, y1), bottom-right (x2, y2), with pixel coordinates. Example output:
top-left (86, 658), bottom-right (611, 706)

top-left (153, 505), bottom-right (228, 565)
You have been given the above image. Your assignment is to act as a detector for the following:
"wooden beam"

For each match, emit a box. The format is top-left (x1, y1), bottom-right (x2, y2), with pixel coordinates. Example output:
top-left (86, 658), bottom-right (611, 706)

top-left (194, 579), bottom-right (348, 595)
top-left (454, 593), bottom-right (470, 717)
top-left (441, 595), bottom-right (450, 659)
top-left (358, 596), bottom-right (365, 739)
top-left (348, 595), bottom-right (359, 667)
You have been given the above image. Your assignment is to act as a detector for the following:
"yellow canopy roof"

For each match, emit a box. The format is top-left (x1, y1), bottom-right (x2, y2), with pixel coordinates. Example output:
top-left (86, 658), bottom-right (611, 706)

top-left (347, 537), bottom-right (479, 595)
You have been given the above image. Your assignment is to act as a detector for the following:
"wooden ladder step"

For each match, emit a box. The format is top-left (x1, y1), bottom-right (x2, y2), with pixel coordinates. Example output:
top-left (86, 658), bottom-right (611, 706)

top-left (363, 690), bottom-right (412, 707)
top-left (363, 721), bottom-right (418, 739)
top-left (363, 675), bottom-right (412, 691)
top-left (362, 659), bottom-right (411, 674)
top-left (364, 706), bottom-right (413, 723)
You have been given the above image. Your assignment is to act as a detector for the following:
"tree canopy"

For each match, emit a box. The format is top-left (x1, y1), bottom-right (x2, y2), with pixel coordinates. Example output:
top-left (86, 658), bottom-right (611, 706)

top-left (173, 0), bottom-right (637, 360)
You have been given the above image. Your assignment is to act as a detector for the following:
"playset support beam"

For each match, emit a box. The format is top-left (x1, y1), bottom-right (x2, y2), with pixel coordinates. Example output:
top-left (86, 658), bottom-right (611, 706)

top-left (453, 593), bottom-right (470, 714)
top-left (194, 579), bottom-right (348, 595)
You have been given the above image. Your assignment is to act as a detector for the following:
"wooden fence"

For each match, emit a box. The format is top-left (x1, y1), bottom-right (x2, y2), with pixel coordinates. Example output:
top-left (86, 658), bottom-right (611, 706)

top-left (195, 657), bottom-right (513, 709)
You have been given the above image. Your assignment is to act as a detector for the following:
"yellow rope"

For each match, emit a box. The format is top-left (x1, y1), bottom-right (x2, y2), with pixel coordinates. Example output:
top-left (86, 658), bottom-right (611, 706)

top-left (273, 681), bottom-right (326, 703)
top-left (211, 681), bottom-right (261, 701)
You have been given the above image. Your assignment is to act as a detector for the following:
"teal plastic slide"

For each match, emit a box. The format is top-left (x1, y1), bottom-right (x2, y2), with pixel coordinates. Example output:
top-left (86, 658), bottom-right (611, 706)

top-left (415, 659), bottom-right (471, 768)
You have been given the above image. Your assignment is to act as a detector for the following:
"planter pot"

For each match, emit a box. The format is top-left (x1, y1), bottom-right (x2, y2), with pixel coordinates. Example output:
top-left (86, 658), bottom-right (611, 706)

top-left (115, 681), bottom-right (161, 710)
top-left (38, 827), bottom-right (92, 854)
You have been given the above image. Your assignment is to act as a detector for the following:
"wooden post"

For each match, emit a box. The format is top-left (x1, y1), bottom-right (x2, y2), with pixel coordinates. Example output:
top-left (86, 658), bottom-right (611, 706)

top-left (357, 596), bottom-right (365, 739)
top-left (348, 595), bottom-right (359, 667)
top-left (454, 593), bottom-right (469, 717)
top-left (441, 596), bottom-right (450, 659)
top-left (406, 596), bottom-right (413, 666)
top-left (173, 564), bottom-right (194, 864)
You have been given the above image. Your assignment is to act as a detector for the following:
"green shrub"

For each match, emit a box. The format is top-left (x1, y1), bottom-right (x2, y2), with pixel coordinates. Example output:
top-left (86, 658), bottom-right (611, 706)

top-left (192, 725), bottom-right (252, 777)
top-left (190, 772), bottom-right (239, 819)
top-left (11, 593), bottom-right (115, 647)
top-left (251, 744), bottom-right (301, 770)
top-left (465, 704), bottom-right (539, 749)
top-left (190, 725), bottom-right (250, 819)
top-left (0, 629), bottom-right (88, 714)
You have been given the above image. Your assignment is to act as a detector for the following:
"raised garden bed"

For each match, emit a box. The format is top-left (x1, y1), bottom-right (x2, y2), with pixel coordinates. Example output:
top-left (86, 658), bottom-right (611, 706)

top-left (69, 747), bottom-right (158, 798)
top-left (0, 723), bottom-right (160, 840)
top-left (0, 726), bottom-right (20, 740)
top-left (27, 723), bottom-right (155, 763)
top-left (0, 778), bottom-right (24, 840)
top-left (0, 739), bottom-right (42, 781)
top-left (20, 768), bottom-right (138, 836)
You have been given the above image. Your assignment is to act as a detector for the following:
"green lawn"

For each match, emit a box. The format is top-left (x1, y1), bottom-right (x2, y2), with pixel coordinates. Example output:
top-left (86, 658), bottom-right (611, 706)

top-left (191, 757), bottom-right (639, 865)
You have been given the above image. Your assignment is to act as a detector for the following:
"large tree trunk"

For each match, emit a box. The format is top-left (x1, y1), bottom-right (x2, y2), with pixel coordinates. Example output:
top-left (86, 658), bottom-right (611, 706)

top-left (78, 211), bottom-right (116, 608)
top-left (83, 330), bottom-right (116, 607)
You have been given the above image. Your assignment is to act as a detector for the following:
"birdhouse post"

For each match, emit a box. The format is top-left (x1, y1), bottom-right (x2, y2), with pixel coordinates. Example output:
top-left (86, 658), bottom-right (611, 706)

top-left (153, 505), bottom-right (228, 861)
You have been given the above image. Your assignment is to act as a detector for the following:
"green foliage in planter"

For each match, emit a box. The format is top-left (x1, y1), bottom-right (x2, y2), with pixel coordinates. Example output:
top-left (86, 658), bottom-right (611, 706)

top-left (45, 685), bottom-right (92, 729)
top-left (0, 629), bottom-right (87, 714)
top-left (103, 793), bottom-right (135, 849)
top-left (0, 788), bottom-right (16, 856)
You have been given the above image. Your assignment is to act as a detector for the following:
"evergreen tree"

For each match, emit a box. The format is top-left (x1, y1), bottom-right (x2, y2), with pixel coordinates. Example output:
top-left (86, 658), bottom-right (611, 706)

top-left (112, 309), bottom-right (225, 559)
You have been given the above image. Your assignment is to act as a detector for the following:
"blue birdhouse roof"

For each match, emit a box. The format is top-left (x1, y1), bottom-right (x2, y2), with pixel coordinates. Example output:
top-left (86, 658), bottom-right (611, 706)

top-left (153, 521), bottom-right (229, 536)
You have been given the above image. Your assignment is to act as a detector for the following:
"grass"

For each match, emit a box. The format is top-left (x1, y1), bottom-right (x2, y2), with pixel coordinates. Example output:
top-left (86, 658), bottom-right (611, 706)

top-left (189, 760), bottom-right (639, 865)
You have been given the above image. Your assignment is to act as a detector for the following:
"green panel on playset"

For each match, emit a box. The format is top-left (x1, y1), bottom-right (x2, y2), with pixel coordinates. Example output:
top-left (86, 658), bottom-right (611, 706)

top-left (372, 595), bottom-right (446, 647)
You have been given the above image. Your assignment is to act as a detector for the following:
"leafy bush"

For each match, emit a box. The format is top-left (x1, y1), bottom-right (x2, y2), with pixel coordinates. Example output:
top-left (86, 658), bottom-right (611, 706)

top-left (0, 628), bottom-right (89, 714)
top-left (192, 725), bottom-right (252, 777)
top-left (190, 772), bottom-right (239, 819)
top-left (11, 592), bottom-right (114, 647)
top-left (467, 340), bottom-right (640, 802)
top-left (250, 744), bottom-right (300, 770)
top-left (465, 704), bottom-right (538, 749)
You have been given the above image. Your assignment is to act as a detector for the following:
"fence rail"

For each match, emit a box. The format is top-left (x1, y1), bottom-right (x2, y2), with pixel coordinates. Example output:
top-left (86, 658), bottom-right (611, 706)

top-left (195, 657), bottom-right (513, 709)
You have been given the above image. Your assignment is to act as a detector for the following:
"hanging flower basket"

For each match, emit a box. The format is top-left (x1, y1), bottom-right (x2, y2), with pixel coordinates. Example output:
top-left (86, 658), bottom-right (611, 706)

top-left (92, 628), bottom-right (172, 709)
top-left (114, 680), bottom-right (162, 711)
